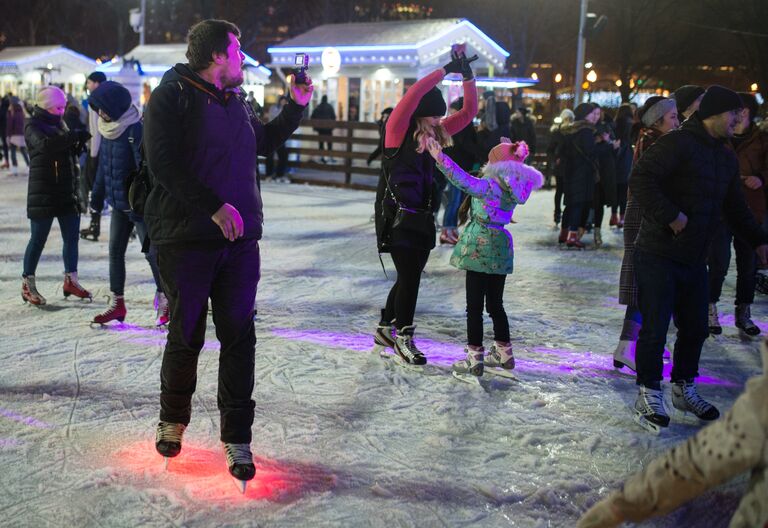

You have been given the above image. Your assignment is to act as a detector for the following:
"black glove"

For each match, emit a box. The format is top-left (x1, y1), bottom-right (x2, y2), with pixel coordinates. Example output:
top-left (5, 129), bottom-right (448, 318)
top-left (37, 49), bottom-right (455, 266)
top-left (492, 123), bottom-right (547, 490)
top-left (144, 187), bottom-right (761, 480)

top-left (460, 54), bottom-right (479, 81)
top-left (443, 50), bottom-right (478, 80)
top-left (442, 52), bottom-right (463, 75)
top-left (75, 129), bottom-right (92, 143)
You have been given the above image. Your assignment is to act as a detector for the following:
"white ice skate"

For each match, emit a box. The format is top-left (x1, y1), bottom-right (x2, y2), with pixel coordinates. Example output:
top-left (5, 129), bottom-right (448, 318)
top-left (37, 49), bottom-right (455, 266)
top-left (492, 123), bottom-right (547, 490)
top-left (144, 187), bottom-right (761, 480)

top-left (632, 385), bottom-right (669, 435)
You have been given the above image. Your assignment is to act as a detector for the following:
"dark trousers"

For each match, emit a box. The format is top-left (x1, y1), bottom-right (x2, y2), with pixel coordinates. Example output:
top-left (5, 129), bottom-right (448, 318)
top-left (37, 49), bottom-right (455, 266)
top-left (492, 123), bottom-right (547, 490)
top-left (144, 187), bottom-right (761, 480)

top-left (265, 145), bottom-right (288, 177)
top-left (612, 183), bottom-right (628, 216)
top-left (554, 173), bottom-right (564, 223)
top-left (23, 214), bottom-right (80, 276)
top-left (466, 270), bottom-right (509, 346)
top-left (564, 201), bottom-right (589, 231)
top-left (0, 134), bottom-right (8, 163)
top-left (316, 128), bottom-right (333, 154)
top-left (707, 222), bottom-right (757, 305)
top-left (158, 239), bottom-right (260, 443)
top-left (9, 145), bottom-right (29, 167)
top-left (634, 249), bottom-right (709, 389)
top-left (383, 247), bottom-right (430, 330)
top-left (108, 209), bottom-right (162, 296)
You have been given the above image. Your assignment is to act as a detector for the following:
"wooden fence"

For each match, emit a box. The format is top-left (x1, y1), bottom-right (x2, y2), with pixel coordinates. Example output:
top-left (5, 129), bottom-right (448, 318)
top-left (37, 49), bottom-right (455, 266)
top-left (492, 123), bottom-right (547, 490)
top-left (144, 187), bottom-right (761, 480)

top-left (283, 119), bottom-right (551, 189)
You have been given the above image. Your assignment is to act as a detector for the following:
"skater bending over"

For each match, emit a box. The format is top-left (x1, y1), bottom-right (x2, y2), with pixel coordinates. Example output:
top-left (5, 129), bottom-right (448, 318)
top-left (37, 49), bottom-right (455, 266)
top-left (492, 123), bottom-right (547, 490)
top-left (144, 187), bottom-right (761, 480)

top-left (143, 19), bottom-right (311, 489)
top-left (578, 339), bottom-right (768, 528)
top-left (427, 138), bottom-right (543, 376)
top-left (629, 85), bottom-right (768, 434)
top-left (373, 46), bottom-right (478, 366)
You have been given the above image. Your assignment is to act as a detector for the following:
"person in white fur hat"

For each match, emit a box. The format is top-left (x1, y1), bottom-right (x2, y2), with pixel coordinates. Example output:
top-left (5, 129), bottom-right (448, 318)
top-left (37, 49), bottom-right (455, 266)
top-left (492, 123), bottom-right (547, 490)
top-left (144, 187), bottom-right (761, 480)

top-left (426, 136), bottom-right (543, 376)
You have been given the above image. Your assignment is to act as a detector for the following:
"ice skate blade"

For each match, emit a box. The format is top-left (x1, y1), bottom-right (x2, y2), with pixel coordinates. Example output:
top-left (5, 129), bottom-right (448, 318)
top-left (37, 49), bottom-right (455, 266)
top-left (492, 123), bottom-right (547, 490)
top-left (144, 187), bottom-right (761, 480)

top-left (163, 456), bottom-right (170, 470)
top-left (484, 368), bottom-right (517, 380)
top-left (612, 359), bottom-right (636, 373)
top-left (390, 355), bottom-right (425, 372)
top-left (233, 477), bottom-right (247, 494)
top-left (452, 371), bottom-right (482, 385)
top-left (632, 410), bottom-right (664, 435)
top-left (670, 407), bottom-right (706, 426)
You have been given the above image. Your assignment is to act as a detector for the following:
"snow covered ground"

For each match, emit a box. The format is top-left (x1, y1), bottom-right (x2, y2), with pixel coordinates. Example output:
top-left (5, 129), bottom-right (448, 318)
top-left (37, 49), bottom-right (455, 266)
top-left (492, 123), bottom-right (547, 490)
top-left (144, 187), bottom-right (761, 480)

top-left (0, 170), bottom-right (763, 527)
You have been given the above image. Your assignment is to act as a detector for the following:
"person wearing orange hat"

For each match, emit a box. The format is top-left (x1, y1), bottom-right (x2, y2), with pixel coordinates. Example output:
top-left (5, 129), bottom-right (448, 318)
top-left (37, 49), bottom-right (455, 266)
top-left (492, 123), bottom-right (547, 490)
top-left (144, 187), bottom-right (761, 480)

top-left (426, 137), bottom-right (543, 377)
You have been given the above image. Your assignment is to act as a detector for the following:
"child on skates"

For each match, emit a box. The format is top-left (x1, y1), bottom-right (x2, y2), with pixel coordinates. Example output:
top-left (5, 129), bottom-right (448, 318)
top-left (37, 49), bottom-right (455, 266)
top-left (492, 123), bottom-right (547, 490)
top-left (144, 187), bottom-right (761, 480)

top-left (426, 137), bottom-right (543, 376)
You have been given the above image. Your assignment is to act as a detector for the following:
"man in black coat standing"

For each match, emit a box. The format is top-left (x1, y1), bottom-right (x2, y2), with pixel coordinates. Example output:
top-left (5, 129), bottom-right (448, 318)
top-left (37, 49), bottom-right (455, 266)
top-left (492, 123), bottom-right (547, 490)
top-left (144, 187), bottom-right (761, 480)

top-left (143, 19), bottom-right (312, 488)
top-left (629, 85), bottom-right (768, 434)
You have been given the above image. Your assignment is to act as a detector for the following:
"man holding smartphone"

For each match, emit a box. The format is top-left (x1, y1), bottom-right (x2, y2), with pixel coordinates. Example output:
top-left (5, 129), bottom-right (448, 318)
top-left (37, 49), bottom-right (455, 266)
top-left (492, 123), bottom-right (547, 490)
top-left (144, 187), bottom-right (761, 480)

top-left (143, 19), bottom-right (312, 489)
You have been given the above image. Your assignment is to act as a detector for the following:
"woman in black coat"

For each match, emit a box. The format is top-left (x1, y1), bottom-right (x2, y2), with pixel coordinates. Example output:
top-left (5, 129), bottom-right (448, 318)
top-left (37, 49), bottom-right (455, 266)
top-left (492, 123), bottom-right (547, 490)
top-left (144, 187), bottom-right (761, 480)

top-left (21, 86), bottom-right (92, 305)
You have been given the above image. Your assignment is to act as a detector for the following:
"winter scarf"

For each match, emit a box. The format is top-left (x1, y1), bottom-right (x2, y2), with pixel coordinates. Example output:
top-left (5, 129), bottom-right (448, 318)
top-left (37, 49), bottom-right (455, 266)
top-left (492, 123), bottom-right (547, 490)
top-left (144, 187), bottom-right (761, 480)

top-left (98, 105), bottom-right (141, 140)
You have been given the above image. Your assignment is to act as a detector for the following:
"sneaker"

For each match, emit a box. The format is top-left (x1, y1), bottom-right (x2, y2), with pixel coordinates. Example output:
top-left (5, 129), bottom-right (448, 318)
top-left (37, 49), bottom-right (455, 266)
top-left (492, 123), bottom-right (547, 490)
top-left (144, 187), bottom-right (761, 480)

top-left (155, 421), bottom-right (186, 457)
top-left (394, 325), bottom-right (427, 365)
top-left (485, 341), bottom-right (515, 369)
top-left (452, 346), bottom-right (484, 376)
top-left (63, 272), bottom-right (92, 301)
top-left (735, 303), bottom-right (760, 336)
top-left (223, 442), bottom-right (256, 481)
top-left (671, 380), bottom-right (720, 421)
top-left (633, 385), bottom-right (670, 431)
top-left (21, 275), bottom-right (46, 306)
top-left (708, 303), bottom-right (722, 335)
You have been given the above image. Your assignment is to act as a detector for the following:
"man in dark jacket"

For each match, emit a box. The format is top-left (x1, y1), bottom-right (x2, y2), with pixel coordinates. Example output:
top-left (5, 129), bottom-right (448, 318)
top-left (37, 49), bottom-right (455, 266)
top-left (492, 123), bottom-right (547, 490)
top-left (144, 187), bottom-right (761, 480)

top-left (629, 85), bottom-right (768, 434)
top-left (310, 94), bottom-right (336, 162)
top-left (144, 19), bottom-right (311, 487)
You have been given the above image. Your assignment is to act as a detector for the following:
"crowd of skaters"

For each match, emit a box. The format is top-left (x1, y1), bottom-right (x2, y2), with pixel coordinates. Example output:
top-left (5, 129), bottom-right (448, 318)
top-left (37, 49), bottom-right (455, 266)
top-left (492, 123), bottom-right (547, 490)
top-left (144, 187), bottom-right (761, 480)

top-left (1, 16), bottom-right (766, 523)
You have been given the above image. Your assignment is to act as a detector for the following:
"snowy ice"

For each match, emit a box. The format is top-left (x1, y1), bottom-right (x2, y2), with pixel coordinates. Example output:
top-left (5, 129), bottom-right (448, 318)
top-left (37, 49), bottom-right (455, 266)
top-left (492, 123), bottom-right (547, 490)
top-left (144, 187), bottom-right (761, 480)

top-left (0, 174), bottom-right (762, 527)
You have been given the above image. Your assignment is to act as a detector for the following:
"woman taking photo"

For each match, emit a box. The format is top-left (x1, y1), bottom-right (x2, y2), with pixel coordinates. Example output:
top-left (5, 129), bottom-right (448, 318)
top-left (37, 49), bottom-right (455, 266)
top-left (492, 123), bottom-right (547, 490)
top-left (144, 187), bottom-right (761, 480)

top-left (373, 48), bottom-right (477, 365)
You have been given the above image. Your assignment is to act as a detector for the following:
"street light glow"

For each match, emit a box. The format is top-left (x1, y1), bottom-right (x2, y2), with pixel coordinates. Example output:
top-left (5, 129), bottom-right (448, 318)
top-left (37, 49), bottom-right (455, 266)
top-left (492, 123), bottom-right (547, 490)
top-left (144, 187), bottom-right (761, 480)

top-left (554, 73), bottom-right (562, 83)
top-left (751, 83), bottom-right (759, 92)
top-left (586, 70), bottom-right (597, 83)
top-left (615, 79), bottom-right (622, 87)
top-left (585, 62), bottom-right (593, 69)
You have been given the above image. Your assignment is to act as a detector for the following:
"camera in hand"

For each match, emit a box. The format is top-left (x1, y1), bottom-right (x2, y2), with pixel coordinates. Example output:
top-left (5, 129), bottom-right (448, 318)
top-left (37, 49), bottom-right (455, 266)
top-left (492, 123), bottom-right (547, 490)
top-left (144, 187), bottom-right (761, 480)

top-left (450, 43), bottom-right (467, 59)
top-left (293, 53), bottom-right (310, 85)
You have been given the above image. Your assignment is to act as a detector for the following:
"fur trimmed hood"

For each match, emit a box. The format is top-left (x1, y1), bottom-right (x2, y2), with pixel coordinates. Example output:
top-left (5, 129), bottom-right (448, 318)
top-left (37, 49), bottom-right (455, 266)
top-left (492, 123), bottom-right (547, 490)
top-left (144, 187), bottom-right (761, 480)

top-left (482, 159), bottom-right (544, 204)
top-left (561, 120), bottom-right (595, 136)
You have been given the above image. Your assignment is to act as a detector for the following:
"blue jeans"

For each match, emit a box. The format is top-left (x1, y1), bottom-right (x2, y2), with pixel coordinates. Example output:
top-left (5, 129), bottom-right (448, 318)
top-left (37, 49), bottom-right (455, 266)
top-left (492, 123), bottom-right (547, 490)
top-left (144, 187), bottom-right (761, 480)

top-left (442, 185), bottom-right (464, 229)
top-left (23, 214), bottom-right (81, 276)
top-left (109, 209), bottom-right (163, 295)
top-left (634, 249), bottom-right (709, 389)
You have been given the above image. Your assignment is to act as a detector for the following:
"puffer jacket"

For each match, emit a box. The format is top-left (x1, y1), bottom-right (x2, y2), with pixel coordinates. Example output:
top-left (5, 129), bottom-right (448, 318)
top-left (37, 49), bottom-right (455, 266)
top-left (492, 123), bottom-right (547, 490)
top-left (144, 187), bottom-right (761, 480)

top-left (734, 125), bottom-right (768, 225)
top-left (435, 152), bottom-right (543, 274)
top-left (561, 120), bottom-right (597, 205)
top-left (90, 122), bottom-right (141, 212)
top-left (630, 114), bottom-right (767, 265)
top-left (143, 63), bottom-right (305, 245)
top-left (578, 342), bottom-right (768, 528)
top-left (24, 107), bottom-right (83, 219)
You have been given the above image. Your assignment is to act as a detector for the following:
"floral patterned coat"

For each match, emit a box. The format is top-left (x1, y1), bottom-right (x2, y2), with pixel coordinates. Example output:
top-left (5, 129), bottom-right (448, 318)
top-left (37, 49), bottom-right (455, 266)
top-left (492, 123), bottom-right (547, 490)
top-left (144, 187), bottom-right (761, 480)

top-left (435, 153), bottom-right (543, 275)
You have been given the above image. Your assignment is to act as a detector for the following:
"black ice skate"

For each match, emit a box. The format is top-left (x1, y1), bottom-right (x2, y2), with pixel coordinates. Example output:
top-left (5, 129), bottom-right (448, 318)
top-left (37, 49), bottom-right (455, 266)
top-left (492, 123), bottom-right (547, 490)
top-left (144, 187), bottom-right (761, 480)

top-left (372, 309), bottom-right (395, 354)
top-left (155, 421), bottom-right (186, 466)
top-left (671, 380), bottom-right (720, 422)
top-left (393, 325), bottom-right (427, 366)
top-left (224, 443), bottom-right (256, 493)
top-left (79, 212), bottom-right (101, 242)
top-left (633, 385), bottom-right (669, 434)
top-left (735, 303), bottom-right (761, 337)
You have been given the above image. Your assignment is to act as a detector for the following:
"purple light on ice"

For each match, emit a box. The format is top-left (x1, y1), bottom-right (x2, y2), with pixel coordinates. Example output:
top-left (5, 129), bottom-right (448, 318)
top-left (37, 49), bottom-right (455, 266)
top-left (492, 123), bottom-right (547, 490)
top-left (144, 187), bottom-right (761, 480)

top-left (0, 407), bottom-right (54, 428)
top-left (0, 438), bottom-right (23, 448)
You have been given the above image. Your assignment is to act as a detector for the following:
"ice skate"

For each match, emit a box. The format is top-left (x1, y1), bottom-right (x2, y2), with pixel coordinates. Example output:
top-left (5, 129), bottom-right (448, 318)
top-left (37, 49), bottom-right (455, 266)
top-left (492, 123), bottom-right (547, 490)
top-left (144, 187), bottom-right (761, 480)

top-left (154, 292), bottom-right (170, 327)
top-left (21, 275), bottom-right (46, 306)
top-left (372, 309), bottom-right (395, 354)
top-left (452, 346), bottom-right (484, 383)
top-left (671, 380), bottom-right (720, 422)
top-left (609, 213), bottom-right (618, 227)
top-left (593, 227), bottom-right (602, 248)
top-left (439, 227), bottom-right (458, 245)
top-left (393, 325), bottom-right (427, 366)
top-left (735, 303), bottom-right (760, 337)
top-left (483, 342), bottom-right (516, 379)
top-left (91, 295), bottom-right (126, 326)
top-left (79, 212), bottom-right (101, 242)
top-left (708, 303), bottom-right (722, 335)
top-left (224, 442), bottom-right (255, 493)
top-left (565, 231), bottom-right (585, 250)
top-left (62, 272), bottom-right (92, 301)
top-left (156, 421), bottom-right (186, 464)
top-left (633, 385), bottom-right (669, 434)
top-left (613, 340), bottom-right (636, 371)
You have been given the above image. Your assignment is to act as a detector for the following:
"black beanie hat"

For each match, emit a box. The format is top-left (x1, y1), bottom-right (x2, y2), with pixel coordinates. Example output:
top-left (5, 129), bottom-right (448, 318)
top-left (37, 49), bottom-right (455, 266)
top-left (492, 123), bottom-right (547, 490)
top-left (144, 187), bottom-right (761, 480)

top-left (573, 102), bottom-right (595, 121)
top-left (698, 85), bottom-right (742, 120)
top-left (413, 87), bottom-right (447, 118)
top-left (738, 92), bottom-right (759, 122)
top-left (673, 85), bottom-right (704, 115)
top-left (87, 71), bottom-right (107, 84)
top-left (88, 81), bottom-right (132, 121)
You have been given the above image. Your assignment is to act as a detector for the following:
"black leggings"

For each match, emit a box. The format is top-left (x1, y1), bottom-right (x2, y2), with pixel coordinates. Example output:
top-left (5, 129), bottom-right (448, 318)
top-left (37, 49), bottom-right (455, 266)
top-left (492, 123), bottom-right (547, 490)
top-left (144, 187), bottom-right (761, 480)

top-left (383, 247), bottom-right (431, 329)
top-left (466, 270), bottom-right (509, 346)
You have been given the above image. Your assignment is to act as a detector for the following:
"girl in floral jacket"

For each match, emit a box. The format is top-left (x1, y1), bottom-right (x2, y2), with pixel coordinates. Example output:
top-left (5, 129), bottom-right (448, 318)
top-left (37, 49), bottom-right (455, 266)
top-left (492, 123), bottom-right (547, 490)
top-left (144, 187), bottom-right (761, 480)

top-left (426, 137), bottom-right (543, 376)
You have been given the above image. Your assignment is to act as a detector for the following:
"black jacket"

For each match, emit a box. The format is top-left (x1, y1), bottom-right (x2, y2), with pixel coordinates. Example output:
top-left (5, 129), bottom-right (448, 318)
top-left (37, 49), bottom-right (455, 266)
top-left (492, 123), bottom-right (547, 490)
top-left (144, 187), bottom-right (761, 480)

top-left (561, 121), bottom-right (597, 205)
top-left (143, 64), bottom-right (305, 245)
top-left (24, 107), bottom-right (84, 219)
top-left (630, 114), bottom-right (767, 265)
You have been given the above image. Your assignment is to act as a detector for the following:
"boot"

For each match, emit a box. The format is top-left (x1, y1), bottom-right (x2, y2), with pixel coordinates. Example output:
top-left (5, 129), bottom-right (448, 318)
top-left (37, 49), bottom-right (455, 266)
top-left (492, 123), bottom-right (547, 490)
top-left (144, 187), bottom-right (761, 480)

top-left (565, 231), bottom-right (585, 249)
top-left (223, 442), bottom-right (256, 482)
top-left (79, 212), bottom-right (101, 242)
top-left (609, 213), bottom-right (618, 227)
top-left (558, 226), bottom-right (568, 244)
top-left (708, 303), bottom-right (722, 335)
top-left (634, 385), bottom-right (670, 432)
top-left (614, 319), bottom-right (640, 371)
top-left (21, 275), bottom-right (46, 306)
top-left (439, 227), bottom-right (457, 245)
top-left (671, 380), bottom-right (720, 421)
top-left (735, 303), bottom-right (760, 336)
top-left (63, 272), bottom-right (92, 301)
top-left (394, 325), bottom-right (427, 365)
top-left (452, 345), bottom-right (484, 377)
top-left (155, 291), bottom-right (170, 327)
top-left (155, 421), bottom-right (186, 458)
top-left (92, 294), bottom-right (126, 325)
top-left (485, 341), bottom-right (515, 369)
top-left (593, 227), bottom-right (602, 248)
